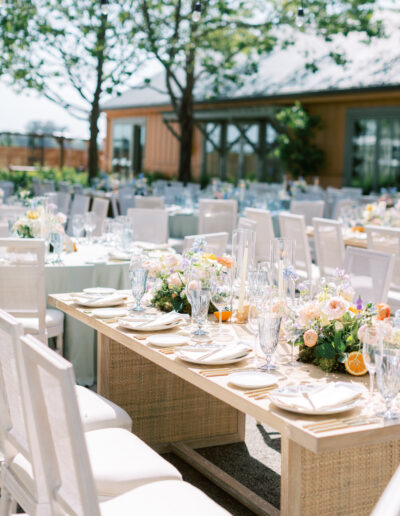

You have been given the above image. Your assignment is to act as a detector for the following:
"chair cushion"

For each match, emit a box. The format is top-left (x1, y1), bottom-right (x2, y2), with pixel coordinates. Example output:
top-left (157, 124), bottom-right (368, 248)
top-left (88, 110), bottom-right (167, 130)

top-left (19, 309), bottom-right (64, 333)
top-left (85, 428), bottom-right (182, 498)
top-left (75, 386), bottom-right (132, 432)
top-left (100, 480), bottom-right (230, 516)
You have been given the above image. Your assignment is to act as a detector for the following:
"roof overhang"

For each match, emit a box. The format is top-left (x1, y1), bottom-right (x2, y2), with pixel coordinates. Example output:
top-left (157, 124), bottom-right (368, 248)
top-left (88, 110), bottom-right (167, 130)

top-left (162, 106), bottom-right (282, 123)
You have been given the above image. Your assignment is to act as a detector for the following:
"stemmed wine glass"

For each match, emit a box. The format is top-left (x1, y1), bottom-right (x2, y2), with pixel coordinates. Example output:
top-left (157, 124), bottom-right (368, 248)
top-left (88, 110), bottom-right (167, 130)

top-left (361, 325), bottom-right (380, 415)
top-left (71, 214), bottom-right (85, 241)
top-left (186, 267), bottom-right (213, 342)
top-left (84, 212), bottom-right (98, 243)
top-left (258, 312), bottom-right (282, 371)
top-left (376, 343), bottom-right (400, 421)
top-left (49, 232), bottom-right (65, 264)
top-left (210, 268), bottom-right (233, 341)
top-left (129, 254), bottom-right (148, 312)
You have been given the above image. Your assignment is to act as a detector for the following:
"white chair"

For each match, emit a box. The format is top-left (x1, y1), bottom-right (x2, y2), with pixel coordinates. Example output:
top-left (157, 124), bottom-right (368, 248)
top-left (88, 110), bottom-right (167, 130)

top-left (17, 333), bottom-right (229, 516)
top-left (198, 199), bottom-right (237, 239)
top-left (341, 186), bottom-right (363, 199)
top-left (57, 181), bottom-right (71, 193)
top-left (366, 225), bottom-right (400, 309)
top-left (67, 194), bottom-right (90, 234)
top-left (0, 221), bottom-right (9, 237)
top-left (183, 232), bottom-right (229, 256)
top-left (312, 217), bottom-right (345, 277)
top-left (290, 200), bottom-right (325, 226)
top-left (244, 207), bottom-right (275, 263)
top-left (127, 208), bottom-right (169, 243)
top-left (91, 197), bottom-right (110, 236)
top-left (238, 217), bottom-right (257, 231)
top-left (0, 238), bottom-right (64, 353)
top-left (332, 198), bottom-right (356, 220)
top-left (135, 196), bottom-right (165, 209)
top-left (42, 180), bottom-right (55, 193)
top-left (56, 191), bottom-right (71, 215)
top-left (110, 195), bottom-right (119, 218)
top-left (371, 465), bottom-right (400, 516)
top-left (343, 247), bottom-right (394, 304)
top-left (279, 212), bottom-right (316, 280)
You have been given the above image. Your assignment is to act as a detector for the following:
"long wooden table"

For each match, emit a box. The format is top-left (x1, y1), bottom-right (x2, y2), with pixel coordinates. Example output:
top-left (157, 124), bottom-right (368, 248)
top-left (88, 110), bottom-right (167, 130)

top-left (49, 293), bottom-right (400, 516)
top-left (307, 225), bottom-right (367, 248)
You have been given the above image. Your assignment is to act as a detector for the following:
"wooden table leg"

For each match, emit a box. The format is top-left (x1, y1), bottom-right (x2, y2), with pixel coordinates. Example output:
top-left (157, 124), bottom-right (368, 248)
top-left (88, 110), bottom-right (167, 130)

top-left (281, 436), bottom-right (400, 516)
top-left (97, 334), bottom-right (245, 449)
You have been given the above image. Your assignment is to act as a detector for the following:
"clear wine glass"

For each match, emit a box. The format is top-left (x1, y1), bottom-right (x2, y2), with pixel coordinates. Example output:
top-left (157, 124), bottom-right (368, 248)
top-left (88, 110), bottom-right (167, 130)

top-left (186, 267), bottom-right (213, 342)
top-left (84, 212), bottom-right (98, 243)
top-left (49, 232), bottom-right (65, 264)
top-left (361, 326), bottom-right (380, 415)
top-left (258, 312), bottom-right (282, 371)
top-left (376, 344), bottom-right (400, 421)
top-left (247, 301), bottom-right (262, 368)
top-left (210, 269), bottom-right (233, 341)
top-left (284, 306), bottom-right (303, 367)
top-left (71, 214), bottom-right (85, 241)
top-left (129, 267), bottom-right (148, 311)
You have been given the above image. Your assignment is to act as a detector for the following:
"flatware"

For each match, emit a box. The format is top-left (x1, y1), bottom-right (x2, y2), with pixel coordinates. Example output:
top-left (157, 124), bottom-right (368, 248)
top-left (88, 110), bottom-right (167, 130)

top-left (245, 386), bottom-right (277, 397)
top-left (304, 416), bottom-right (380, 433)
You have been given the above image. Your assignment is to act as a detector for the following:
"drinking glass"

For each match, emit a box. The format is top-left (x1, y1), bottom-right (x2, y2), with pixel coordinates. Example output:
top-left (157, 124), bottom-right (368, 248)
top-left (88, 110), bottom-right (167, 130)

top-left (49, 232), bottom-right (65, 264)
top-left (211, 269), bottom-right (233, 340)
top-left (361, 326), bottom-right (380, 414)
top-left (84, 212), bottom-right (98, 242)
top-left (248, 269), bottom-right (269, 303)
top-left (376, 345), bottom-right (400, 421)
top-left (258, 312), bottom-right (282, 371)
top-left (129, 266), bottom-right (148, 312)
top-left (186, 268), bottom-right (213, 341)
top-left (102, 218), bottom-right (114, 246)
top-left (270, 238), bottom-right (295, 299)
top-left (284, 306), bottom-right (303, 367)
top-left (247, 301), bottom-right (263, 368)
top-left (71, 214), bottom-right (84, 241)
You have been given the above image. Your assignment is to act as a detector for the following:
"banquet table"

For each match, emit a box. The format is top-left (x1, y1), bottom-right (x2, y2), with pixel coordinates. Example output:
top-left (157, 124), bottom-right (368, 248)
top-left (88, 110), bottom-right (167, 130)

top-left (49, 292), bottom-right (400, 516)
top-left (307, 226), bottom-right (368, 249)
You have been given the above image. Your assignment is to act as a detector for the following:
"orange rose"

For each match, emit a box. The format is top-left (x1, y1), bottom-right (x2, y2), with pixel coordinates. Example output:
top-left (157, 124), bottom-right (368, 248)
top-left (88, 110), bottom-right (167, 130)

top-left (304, 329), bottom-right (318, 348)
top-left (377, 303), bottom-right (390, 320)
top-left (217, 256), bottom-right (233, 268)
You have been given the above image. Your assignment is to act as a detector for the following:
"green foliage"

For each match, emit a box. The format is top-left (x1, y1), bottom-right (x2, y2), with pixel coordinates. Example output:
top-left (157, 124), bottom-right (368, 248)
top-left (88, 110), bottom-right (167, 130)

top-left (276, 102), bottom-right (325, 179)
top-left (0, 167), bottom-right (88, 193)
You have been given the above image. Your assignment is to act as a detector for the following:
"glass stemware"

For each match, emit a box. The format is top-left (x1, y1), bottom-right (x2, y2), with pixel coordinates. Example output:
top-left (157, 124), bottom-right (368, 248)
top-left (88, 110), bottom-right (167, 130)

top-left (84, 212), bottom-right (98, 242)
top-left (49, 232), bottom-right (65, 264)
top-left (258, 312), bottom-right (282, 371)
top-left (376, 345), bottom-right (400, 421)
top-left (361, 326), bottom-right (380, 415)
top-left (129, 253), bottom-right (148, 311)
top-left (210, 269), bottom-right (233, 340)
top-left (284, 306), bottom-right (303, 367)
top-left (71, 214), bottom-right (85, 241)
top-left (186, 267), bottom-right (213, 342)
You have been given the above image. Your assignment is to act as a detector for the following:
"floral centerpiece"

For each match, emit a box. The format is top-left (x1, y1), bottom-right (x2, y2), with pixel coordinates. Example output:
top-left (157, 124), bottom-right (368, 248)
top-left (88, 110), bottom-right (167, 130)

top-left (144, 239), bottom-right (233, 314)
top-left (296, 271), bottom-right (391, 374)
top-left (361, 200), bottom-right (400, 228)
top-left (13, 205), bottom-right (66, 239)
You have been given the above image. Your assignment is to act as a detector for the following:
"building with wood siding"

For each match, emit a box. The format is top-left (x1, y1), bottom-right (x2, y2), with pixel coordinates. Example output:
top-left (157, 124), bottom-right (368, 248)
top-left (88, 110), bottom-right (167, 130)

top-left (102, 11), bottom-right (400, 189)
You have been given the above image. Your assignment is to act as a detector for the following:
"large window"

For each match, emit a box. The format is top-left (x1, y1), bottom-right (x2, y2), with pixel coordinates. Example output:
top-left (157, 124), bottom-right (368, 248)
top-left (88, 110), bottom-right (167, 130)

top-left (344, 108), bottom-right (400, 191)
top-left (112, 118), bottom-right (146, 176)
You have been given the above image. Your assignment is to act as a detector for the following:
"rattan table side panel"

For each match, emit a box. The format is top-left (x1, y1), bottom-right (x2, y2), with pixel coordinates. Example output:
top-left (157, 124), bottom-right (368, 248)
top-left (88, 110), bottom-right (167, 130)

top-left (295, 439), bottom-right (400, 516)
top-left (100, 337), bottom-right (242, 445)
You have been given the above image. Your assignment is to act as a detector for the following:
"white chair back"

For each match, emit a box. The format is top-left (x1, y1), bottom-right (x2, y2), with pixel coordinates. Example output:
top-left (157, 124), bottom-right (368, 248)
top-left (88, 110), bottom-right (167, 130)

top-left (58, 181), bottom-right (71, 193)
top-left (110, 195), bottom-right (119, 218)
top-left (343, 247), bottom-right (394, 304)
top-left (238, 217), bottom-right (257, 231)
top-left (119, 191), bottom-right (135, 215)
top-left (366, 225), bottom-right (400, 291)
top-left (183, 232), bottom-right (229, 256)
top-left (135, 196), bottom-right (165, 209)
top-left (279, 212), bottom-right (312, 279)
top-left (244, 208), bottom-right (275, 263)
top-left (0, 221), bottom-right (9, 237)
top-left (290, 200), bottom-right (325, 226)
top-left (56, 191), bottom-right (71, 215)
top-left (68, 195), bottom-right (90, 235)
top-left (341, 187), bottom-right (363, 199)
top-left (18, 333), bottom-right (101, 516)
top-left (127, 208), bottom-right (169, 244)
top-left (0, 310), bottom-right (50, 514)
top-left (91, 197), bottom-right (110, 236)
top-left (332, 198), bottom-right (356, 220)
top-left (371, 465), bottom-right (400, 516)
top-left (42, 180), bottom-right (55, 193)
top-left (312, 217), bottom-right (345, 277)
top-left (0, 238), bottom-right (46, 342)
top-left (198, 199), bottom-right (237, 238)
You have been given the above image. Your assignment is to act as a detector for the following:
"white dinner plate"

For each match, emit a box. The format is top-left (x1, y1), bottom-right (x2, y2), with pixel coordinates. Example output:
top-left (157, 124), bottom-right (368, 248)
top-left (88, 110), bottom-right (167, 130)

top-left (147, 334), bottom-right (189, 347)
top-left (83, 287), bottom-right (116, 295)
top-left (269, 383), bottom-right (363, 415)
top-left (175, 348), bottom-right (250, 366)
top-left (227, 371), bottom-right (277, 389)
top-left (90, 308), bottom-right (127, 319)
top-left (117, 318), bottom-right (182, 332)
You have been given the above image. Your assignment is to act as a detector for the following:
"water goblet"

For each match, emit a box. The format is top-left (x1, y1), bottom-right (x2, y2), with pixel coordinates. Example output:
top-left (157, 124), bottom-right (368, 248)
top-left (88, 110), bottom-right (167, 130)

top-left (49, 232), bottom-right (65, 264)
top-left (71, 214), bottom-right (84, 241)
top-left (211, 269), bottom-right (233, 341)
top-left (186, 268), bottom-right (213, 342)
top-left (84, 212), bottom-right (98, 243)
top-left (129, 267), bottom-right (148, 312)
top-left (376, 344), bottom-right (400, 421)
top-left (361, 325), bottom-right (380, 415)
top-left (258, 312), bottom-right (282, 371)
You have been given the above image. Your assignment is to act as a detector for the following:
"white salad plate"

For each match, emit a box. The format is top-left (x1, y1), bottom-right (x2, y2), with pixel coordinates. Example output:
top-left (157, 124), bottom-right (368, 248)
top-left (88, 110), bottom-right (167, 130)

top-left (147, 334), bottom-right (189, 347)
top-left (83, 287), bottom-right (116, 295)
top-left (227, 371), bottom-right (277, 389)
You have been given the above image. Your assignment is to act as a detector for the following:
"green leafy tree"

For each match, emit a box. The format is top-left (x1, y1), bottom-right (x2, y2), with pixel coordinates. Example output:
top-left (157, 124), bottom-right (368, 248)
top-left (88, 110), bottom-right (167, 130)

top-left (276, 102), bottom-right (325, 179)
top-left (135, 0), bottom-right (381, 182)
top-left (16, 0), bottom-right (141, 180)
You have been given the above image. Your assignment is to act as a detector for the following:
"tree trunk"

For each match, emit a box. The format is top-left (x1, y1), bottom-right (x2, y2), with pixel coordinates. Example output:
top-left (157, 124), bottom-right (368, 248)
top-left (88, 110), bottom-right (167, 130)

top-left (178, 111), bottom-right (193, 184)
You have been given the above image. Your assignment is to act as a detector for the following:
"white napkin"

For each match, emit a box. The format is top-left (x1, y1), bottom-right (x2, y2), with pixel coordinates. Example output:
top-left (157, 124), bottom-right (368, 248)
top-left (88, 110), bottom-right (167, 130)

top-left (271, 383), bottom-right (360, 412)
top-left (178, 342), bottom-right (250, 364)
top-left (71, 293), bottom-right (127, 307)
top-left (120, 311), bottom-right (183, 330)
top-left (108, 249), bottom-right (131, 261)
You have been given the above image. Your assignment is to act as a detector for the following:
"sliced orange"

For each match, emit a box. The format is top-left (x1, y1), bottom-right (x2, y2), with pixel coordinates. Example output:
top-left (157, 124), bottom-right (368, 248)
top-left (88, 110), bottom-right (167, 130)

top-left (213, 311), bottom-right (232, 321)
top-left (344, 351), bottom-right (367, 376)
top-left (351, 225), bottom-right (365, 233)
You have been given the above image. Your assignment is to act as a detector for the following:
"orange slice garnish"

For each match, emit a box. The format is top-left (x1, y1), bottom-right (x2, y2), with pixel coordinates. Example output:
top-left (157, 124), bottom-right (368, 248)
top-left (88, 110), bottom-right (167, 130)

top-left (344, 351), bottom-right (367, 376)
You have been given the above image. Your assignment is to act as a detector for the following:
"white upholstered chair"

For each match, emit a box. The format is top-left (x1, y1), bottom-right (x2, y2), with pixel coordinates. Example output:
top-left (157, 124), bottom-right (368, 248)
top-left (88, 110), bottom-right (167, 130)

top-left (127, 208), bottom-right (169, 243)
top-left (366, 225), bottom-right (400, 309)
top-left (312, 217), bottom-right (345, 277)
top-left (0, 238), bottom-right (64, 353)
top-left (343, 247), bottom-right (394, 304)
top-left (238, 217), bottom-right (257, 231)
top-left (371, 465), bottom-right (400, 516)
top-left (183, 232), bottom-right (229, 256)
top-left (135, 196), bottom-right (165, 209)
top-left (67, 194), bottom-right (90, 234)
top-left (279, 212), bottom-right (317, 280)
top-left (290, 200), bottom-right (325, 226)
top-left (17, 333), bottom-right (229, 516)
top-left (198, 199), bottom-right (237, 239)
top-left (244, 207), bottom-right (275, 263)
top-left (91, 197), bottom-right (110, 237)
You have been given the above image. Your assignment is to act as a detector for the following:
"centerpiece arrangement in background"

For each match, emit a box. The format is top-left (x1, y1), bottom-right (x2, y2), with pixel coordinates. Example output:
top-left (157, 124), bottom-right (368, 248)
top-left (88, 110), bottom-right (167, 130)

top-left (13, 204), bottom-right (66, 239)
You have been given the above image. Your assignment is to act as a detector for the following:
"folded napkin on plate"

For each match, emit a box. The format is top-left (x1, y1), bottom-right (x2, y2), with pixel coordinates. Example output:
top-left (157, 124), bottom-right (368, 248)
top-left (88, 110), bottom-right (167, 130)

top-left (108, 249), bottom-right (131, 261)
top-left (120, 311), bottom-right (184, 330)
top-left (179, 342), bottom-right (250, 364)
top-left (271, 383), bottom-right (360, 412)
top-left (71, 293), bottom-right (126, 307)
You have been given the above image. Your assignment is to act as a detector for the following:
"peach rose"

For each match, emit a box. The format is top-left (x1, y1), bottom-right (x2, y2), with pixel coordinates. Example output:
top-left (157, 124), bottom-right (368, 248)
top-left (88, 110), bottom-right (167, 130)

top-left (298, 301), bottom-right (320, 326)
top-left (217, 256), bottom-right (234, 268)
top-left (322, 297), bottom-right (349, 320)
top-left (163, 254), bottom-right (178, 268)
top-left (167, 273), bottom-right (183, 287)
top-left (304, 329), bottom-right (318, 348)
top-left (357, 324), bottom-right (377, 345)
